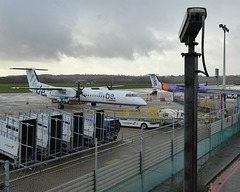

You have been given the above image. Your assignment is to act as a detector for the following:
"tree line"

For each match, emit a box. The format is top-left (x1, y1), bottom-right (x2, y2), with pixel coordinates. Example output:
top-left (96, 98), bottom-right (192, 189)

top-left (0, 74), bottom-right (239, 85)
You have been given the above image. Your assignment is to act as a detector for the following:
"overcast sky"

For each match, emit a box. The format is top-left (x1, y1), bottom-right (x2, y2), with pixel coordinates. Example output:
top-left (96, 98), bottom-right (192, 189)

top-left (0, 0), bottom-right (239, 77)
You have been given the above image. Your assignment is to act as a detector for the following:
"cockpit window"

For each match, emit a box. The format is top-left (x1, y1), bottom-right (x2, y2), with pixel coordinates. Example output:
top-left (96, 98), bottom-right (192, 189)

top-left (125, 94), bottom-right (137, 97)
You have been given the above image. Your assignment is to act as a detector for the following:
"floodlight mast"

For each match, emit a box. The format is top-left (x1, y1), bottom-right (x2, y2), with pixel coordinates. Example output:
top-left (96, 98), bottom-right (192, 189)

top-left (219, 24), bottom-right (229, 89)
top-left (179, 7), bottom-right (207, 192)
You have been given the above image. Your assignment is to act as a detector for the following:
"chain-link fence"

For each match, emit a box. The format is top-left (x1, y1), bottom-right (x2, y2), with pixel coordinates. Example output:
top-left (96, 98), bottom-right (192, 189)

top-left (0, 105), bottom-right (239, 191)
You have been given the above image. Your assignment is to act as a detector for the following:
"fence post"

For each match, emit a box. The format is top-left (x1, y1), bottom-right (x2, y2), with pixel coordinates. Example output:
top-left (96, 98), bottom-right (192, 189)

top-left (5, 160), bottom-right (9, 192)
top-left (237, 96), bottom-right (240, 114)
top-left (140, 126), bottom-right (143, 173)
top-left (209, 109), bottom-right (212, 151)
top-left (221, 93), bottom-right (224, 144)
top-left (94, 138), bottom-right (98, 192)
top-left (171, 118), bottom-right (175, 176)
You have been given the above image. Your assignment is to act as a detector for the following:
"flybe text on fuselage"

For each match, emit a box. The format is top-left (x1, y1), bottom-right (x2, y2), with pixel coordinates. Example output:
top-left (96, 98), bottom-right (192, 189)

top-left (98, 92), bottom-right (116, 102)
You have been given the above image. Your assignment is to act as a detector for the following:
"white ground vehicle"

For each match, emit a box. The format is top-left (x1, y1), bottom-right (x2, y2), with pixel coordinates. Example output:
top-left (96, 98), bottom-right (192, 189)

top-left (158, 109), bottom-right (184, 125)
top-left (119, 119), bottom-right (159, 129)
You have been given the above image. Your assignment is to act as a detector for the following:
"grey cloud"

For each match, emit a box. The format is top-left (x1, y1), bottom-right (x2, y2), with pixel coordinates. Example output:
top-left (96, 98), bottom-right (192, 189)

top-left (0, 1), bottom-right (75, 61)
top-left (0, 0), bottom-right (178, 62)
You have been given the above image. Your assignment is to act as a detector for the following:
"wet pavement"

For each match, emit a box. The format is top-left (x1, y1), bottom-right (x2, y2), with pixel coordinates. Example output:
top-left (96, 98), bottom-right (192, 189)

top-left (0, 88), bottom-right (181, 116)
top-left (151, 132), bottom-right (240, 192)
top-left (207, 134), bottom-right (240, 192)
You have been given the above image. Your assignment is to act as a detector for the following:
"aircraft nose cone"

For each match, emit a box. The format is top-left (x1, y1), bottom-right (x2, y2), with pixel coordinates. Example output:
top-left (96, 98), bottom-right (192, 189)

top-left (139, 98), bottom-right (147, 106)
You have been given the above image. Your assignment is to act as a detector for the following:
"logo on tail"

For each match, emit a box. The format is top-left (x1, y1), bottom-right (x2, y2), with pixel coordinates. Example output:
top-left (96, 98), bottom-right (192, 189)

top-left (10, 68), bottom-right (48, 96)
top-left (149, 74), bottom-right (162, 90)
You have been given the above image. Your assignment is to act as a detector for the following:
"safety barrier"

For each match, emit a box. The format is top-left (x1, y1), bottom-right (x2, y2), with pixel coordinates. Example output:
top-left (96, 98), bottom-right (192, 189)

top-left (0, 109), bottom-right (120, 169)
top-left (173, 135), bottom-right (184, 153)
top-left (98, 154), bottom-right (140, 191)
top-left (143, 141), bottom-right (171, 169)
top-left (46, 172), bottom-right (94, 192)
top-left (0, 106), bottom-right (239, 191)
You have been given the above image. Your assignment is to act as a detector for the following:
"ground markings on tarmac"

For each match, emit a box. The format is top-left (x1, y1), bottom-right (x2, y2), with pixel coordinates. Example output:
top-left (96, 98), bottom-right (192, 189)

top-left (210, 159), bottom-right (240, 192)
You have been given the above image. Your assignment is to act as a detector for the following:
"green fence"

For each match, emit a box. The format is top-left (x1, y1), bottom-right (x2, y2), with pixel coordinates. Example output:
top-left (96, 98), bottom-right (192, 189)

top-left (105, 117), bottom-right (240, 191)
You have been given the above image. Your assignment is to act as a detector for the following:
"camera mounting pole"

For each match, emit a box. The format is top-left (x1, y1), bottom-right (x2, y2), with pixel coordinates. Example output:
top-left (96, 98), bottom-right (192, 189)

top-left (179, 7), bottom-right (207, 192)
top-left (181, 39), bottom-right (200, 192)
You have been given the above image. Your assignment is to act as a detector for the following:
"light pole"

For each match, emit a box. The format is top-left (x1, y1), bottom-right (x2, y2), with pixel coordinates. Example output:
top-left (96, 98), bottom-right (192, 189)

top-left (219, 24), bottom-right (229, 89)
top-left (215, 68), bottom-right (219, 87)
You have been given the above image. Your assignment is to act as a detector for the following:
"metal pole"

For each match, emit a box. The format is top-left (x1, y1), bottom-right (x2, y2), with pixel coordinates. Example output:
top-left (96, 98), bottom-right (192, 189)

top-left (172, 118), bottom-right (175, 176)
top-left (223, 30), bottom-right (226, 89)
top-left (215, 68), bottom-right (219, 87)
top-left (221, 94), bottom-right (225, 120)
top-left (140, 126), bottom-right (143, 173)
top-left (94, 138), bottom-right (98, 192)
top-left (209, 108), bottom-right (212, 151)
top-left (140, 126), bottom-right (144, 192)
top-left (237, 96), bottom-right (240, 114)
top-left (219, 24), bottom-right (229, 89)
top-left (5, 160), bottom-right (9, 192)
top-left (183, 40), bottom-right (199, 192)
top-left (221, 93), bottom-right (225, 144)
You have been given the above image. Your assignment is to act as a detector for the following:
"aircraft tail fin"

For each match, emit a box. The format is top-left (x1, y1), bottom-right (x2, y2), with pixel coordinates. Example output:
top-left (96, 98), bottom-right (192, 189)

top-left (10, 68), bottom-right (48, 89)
top-left (149, 74), bottom-right (162, 90)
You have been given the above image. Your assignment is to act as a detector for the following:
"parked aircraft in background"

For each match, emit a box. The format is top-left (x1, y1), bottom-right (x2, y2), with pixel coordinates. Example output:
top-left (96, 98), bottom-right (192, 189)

top-left (149, 74), bottom-right (240, 100)
top-left (11, 68), bottom-right (147, 109)
top-left (149, 74), bottom-right (208, 93)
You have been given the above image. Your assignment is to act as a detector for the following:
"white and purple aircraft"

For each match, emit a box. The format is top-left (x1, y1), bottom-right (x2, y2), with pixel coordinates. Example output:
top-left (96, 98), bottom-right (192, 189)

top-left (149, 74), bottom-right (209, 93)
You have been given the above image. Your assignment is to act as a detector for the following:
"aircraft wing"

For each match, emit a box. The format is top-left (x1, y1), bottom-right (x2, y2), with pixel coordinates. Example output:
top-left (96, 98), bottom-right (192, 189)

top-left (12, 87), bottom-right (64, 91)
top-left (111, 85), bottom-right (124, 88)
top-left (205, 85), bottom-right (240, 95)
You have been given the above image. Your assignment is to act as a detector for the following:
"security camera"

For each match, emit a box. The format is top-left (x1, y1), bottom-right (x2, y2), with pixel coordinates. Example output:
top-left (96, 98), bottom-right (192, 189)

top-left (179, 7), bottom-right (207, 43)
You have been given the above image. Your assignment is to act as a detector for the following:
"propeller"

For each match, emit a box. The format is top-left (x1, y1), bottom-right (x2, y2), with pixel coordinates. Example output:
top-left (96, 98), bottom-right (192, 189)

top-left (75, 82), bottom-right (84, 103)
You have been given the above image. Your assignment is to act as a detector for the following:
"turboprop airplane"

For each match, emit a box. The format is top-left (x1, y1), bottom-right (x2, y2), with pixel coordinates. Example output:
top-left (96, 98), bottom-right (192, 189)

top-left (10, 68), bottom-right (147, 109)
top-left (149, 74), bottom-right (208, 93)
top-left (149, 74), bottom-right (240, 97)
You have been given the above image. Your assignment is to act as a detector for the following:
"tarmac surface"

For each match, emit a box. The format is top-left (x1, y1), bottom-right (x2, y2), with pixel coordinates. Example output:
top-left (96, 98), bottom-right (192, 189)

top-left (0, 88), bottom-right (180, 116)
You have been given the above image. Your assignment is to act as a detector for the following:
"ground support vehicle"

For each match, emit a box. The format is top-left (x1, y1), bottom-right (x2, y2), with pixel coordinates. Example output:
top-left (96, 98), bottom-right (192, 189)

top-left (119, 119), bottom-right (159, 129)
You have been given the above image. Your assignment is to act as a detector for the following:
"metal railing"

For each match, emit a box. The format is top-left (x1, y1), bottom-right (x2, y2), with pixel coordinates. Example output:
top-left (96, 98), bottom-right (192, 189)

top-left (0, 106), bottom-right (239, 192)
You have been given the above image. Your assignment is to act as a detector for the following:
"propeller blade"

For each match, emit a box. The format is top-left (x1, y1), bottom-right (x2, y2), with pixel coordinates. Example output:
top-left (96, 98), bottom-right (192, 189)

top-left (106, 83), bottom-right (113, 90)
top-left (106, 84), bottom-right (110, 90)
top-left (76, 81), bottom-right (84, 104)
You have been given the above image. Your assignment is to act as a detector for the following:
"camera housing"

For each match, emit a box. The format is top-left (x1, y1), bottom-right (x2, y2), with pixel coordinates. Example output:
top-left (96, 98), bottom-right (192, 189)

top-left (179, 7), bottom-right (207, 43)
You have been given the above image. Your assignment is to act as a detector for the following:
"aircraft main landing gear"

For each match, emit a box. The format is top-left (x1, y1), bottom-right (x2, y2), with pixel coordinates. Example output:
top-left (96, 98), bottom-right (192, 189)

top-left (91, 102), bottom-right (96, 107)
top-left (58, 103), bottom-right (64, 109)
